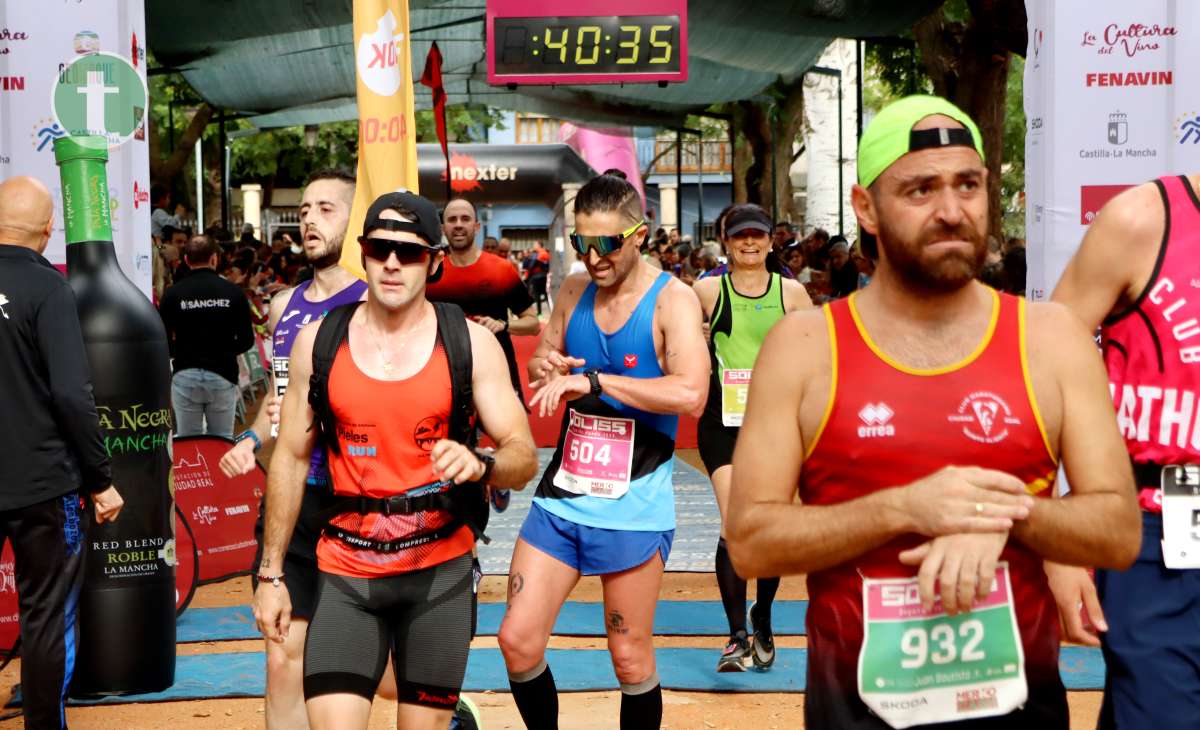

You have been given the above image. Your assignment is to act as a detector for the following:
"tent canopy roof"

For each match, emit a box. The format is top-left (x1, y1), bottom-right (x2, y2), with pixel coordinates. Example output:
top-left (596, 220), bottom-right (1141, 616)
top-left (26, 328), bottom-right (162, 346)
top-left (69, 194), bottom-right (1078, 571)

top-left (147, 0), bottom-right (938, 128)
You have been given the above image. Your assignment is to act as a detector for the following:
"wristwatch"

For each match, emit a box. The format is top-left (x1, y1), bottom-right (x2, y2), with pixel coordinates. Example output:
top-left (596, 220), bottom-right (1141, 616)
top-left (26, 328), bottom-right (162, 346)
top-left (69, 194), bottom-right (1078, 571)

top-left (474, 449), bottom-right (496, 484)
top-left (584, 368), bottom-right (603, 397)
top-left (236, 429), bottom-right (263, 452)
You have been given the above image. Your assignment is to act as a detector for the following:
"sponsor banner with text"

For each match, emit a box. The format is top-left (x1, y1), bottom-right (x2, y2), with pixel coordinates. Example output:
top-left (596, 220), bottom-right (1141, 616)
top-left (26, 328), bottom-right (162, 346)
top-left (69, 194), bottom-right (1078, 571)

top-left (1025, 0), bottom-right (1200, 300)
top-left (172, 436), bottom-right (266, 583)
top-left (0, 5), bottom-right (152, 296)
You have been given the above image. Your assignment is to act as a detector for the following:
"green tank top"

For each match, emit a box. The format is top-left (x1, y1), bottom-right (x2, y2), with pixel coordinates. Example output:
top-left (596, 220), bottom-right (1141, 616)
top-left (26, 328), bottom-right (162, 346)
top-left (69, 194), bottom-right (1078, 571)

top-left (704, 272), bottom-right (786, 426)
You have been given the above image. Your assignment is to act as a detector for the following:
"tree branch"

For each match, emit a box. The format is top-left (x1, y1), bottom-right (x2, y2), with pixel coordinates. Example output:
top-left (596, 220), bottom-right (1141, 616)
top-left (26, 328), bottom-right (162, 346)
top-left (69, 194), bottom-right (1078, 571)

top-left (151, 103), bottom-right (214, 185)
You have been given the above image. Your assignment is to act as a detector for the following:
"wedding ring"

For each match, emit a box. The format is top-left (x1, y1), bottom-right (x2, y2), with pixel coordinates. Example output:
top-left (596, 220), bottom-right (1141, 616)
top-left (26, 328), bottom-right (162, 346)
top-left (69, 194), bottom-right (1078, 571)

top-left (975, 502), bottom-right (984, 515)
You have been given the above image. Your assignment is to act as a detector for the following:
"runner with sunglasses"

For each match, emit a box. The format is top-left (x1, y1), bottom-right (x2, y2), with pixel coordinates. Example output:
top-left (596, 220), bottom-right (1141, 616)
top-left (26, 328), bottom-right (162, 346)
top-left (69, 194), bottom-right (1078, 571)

top-left (255, 191), bottom-right (538, 730)
top-left (693, 203), bottom-right (812, 673)
top-left (498, 173), bottom-right (709, 730)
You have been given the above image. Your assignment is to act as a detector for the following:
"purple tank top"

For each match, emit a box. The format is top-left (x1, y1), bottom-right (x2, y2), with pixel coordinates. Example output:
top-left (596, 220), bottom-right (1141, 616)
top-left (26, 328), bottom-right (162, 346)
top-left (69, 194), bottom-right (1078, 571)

top-left (269, 278), bottom-right (366, 488)
top-left (271, 278), bottom-right (368, 393)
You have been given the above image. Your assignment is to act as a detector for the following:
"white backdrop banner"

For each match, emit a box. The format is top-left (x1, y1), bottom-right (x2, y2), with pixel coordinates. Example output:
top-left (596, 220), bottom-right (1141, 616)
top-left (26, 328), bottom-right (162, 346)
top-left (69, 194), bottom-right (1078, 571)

top-left (0, 2), bottom-right (152, 297)
top-left (1024, 1), bottom-right (1200, 301)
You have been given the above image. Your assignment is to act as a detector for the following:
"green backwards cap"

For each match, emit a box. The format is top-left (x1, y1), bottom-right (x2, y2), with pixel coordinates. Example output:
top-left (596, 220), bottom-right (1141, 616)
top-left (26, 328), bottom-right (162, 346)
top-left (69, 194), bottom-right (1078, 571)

top-left (857, 95), bottom-right (985, 188)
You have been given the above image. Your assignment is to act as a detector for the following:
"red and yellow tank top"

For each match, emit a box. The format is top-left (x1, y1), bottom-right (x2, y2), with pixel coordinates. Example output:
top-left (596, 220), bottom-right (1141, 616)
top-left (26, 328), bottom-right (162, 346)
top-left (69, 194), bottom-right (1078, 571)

top-left (1101, 175), bottom-right (1200, 506)
top-left (316, 337), bottom-right (473, 577)
top-left (800, 290), bottom-right (1061, 713)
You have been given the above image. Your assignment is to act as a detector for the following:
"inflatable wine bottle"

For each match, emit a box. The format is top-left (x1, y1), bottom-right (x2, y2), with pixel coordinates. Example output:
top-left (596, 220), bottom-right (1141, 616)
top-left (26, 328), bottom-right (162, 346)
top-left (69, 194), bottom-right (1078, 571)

top-left (54, 136), bottom-right (176, 695)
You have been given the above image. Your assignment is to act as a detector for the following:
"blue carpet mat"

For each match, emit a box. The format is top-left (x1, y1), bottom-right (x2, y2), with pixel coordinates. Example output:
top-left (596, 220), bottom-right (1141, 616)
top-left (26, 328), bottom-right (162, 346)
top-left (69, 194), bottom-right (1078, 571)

top-left (24, 646), bottom-right (1104, 705)
top-left (477, 450), bottom-right (720, 574)
top-left (178, 600), bottom-right (811, 643)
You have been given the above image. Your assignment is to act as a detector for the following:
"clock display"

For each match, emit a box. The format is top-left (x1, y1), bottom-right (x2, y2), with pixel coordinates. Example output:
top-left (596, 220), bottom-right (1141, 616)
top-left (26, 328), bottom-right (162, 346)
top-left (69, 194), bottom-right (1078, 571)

top-left (494, 16), bottom-right (681, 76)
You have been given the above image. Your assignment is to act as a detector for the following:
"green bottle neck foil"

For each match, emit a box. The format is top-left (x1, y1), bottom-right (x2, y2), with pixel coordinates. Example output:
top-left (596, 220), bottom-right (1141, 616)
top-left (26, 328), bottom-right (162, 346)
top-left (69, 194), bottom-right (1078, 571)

top-left (53, 136), bottom-right (113, 245)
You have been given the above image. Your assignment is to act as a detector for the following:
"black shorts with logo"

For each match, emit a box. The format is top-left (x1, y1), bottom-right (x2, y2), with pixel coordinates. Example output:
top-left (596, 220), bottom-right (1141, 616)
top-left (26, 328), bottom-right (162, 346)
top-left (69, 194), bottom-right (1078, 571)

top-left (303, 553), bottom-right (474, 708)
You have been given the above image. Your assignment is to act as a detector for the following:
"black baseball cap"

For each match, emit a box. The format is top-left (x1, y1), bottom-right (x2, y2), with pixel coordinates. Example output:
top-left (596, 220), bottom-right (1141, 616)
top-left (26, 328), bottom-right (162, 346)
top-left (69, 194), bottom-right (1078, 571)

top-left (360, 191), bottom-right (445, 249)
top-left (724, 206), bottom-right (773, 237)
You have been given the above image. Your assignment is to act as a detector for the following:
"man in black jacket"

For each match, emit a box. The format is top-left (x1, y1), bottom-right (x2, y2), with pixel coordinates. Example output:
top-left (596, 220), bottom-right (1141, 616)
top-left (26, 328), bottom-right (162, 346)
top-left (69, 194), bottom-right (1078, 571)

top-left (160, 234), bottom-right (255, 437)
top-left (0, 176), bottom-right (124, 729)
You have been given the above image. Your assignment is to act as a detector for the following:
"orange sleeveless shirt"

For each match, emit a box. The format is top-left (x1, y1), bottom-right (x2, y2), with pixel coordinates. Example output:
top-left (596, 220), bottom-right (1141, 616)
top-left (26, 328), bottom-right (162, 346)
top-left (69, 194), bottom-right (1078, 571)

top-left (316, 337), bottom-right (473, 578)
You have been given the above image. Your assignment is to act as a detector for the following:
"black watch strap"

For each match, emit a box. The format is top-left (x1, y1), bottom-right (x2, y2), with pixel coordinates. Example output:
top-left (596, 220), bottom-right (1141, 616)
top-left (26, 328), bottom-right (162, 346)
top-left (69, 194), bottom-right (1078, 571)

top-left (474, 450), bottom-right (496, 484)
top-left (585, 368), bottom-right (602, 397)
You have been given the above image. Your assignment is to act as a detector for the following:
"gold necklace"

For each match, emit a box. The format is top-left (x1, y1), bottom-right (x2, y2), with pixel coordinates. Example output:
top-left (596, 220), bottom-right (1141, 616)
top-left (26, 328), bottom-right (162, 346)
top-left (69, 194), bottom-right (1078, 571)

top-left (367, 309), bottom-right (427, 376)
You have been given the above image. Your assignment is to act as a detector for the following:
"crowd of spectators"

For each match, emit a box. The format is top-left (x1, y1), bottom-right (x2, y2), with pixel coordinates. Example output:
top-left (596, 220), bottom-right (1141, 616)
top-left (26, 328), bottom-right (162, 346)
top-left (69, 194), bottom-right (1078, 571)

top-left (638, 209), bottom-right (1026, 303)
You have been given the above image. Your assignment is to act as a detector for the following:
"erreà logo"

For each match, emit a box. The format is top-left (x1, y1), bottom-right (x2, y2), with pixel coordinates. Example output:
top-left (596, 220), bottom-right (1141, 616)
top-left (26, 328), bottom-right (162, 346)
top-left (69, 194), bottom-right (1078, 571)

top-left (356, 10), bottom-right (405, 97)
top-left (442, 152), bottom-right (518, 194)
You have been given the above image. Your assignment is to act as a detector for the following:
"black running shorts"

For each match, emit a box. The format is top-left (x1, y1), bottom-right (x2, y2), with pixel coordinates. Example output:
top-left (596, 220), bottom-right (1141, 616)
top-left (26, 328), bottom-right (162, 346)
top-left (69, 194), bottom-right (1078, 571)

top-left (697, 413), bottom-right (738, 475)
top-left (303, 553), bottom-right (474, 708)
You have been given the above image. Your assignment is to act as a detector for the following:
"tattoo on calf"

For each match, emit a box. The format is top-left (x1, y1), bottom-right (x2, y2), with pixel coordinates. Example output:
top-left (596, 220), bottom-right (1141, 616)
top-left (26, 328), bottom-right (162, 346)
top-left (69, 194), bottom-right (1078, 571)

top-left (607, 610), bottom-right (630, 635)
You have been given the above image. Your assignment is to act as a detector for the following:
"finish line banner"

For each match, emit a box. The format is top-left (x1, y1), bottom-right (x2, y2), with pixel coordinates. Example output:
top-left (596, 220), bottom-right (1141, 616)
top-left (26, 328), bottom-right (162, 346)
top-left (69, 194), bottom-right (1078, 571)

top-left (0, 2), bottom-right (153, 296)
top-left (1024, 1), bottom-right (1200, 300)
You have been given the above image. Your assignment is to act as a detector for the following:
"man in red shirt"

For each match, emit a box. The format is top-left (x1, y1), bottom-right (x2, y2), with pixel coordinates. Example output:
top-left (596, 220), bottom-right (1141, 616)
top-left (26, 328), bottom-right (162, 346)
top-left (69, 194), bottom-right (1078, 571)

top-left (726, 95), bottom-right (1140, 729)
top-left (428, 198), bottom-right (540, 403)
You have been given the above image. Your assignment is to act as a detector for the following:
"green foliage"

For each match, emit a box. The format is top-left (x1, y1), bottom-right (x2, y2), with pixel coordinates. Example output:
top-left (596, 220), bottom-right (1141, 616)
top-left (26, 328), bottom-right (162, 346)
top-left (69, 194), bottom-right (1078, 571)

top-left (1001, 56), bottom-right (1027, 237)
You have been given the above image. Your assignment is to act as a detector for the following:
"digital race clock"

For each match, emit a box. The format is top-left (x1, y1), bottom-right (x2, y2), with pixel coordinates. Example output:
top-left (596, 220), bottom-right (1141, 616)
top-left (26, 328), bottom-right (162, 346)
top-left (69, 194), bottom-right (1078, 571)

top-left (487, 0), bottom-right (688, 86)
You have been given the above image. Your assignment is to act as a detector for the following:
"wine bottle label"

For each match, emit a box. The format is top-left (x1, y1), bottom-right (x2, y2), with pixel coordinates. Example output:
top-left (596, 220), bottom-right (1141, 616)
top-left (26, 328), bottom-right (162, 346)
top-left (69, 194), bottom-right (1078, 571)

top-left (54, 137), bottom-right (114, 245)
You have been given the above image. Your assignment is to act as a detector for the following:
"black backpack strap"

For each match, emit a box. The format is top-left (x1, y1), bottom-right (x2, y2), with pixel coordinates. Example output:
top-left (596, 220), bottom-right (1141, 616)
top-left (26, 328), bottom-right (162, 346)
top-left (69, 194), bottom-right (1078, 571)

top-left (432, 302), bottom-right (491, 542)
top-left (433, 302), bottom-right (477, 446)
top-left (308, 301), bottom-right (361, 455)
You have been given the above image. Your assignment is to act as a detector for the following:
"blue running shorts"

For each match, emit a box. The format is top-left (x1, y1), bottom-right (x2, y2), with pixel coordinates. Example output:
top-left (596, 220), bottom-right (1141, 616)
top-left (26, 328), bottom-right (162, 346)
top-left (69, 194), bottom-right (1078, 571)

top-left (519, 502), bottom-right (673, 576)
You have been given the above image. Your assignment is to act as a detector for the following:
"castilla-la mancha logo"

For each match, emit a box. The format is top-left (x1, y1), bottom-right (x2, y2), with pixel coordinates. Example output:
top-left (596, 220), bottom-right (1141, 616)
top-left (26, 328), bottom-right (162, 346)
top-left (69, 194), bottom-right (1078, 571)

top-left (948, 392), bottom-right (1021, 444)
top-left (357, 10), bottom-right (405, 97)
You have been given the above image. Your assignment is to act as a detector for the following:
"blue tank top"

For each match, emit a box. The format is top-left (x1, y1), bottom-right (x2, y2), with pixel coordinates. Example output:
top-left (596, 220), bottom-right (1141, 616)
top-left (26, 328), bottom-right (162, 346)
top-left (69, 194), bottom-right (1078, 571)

top-left (534, 271), bottom-right (678, 531)
top-left (270, 277), bottom-right (367, 487)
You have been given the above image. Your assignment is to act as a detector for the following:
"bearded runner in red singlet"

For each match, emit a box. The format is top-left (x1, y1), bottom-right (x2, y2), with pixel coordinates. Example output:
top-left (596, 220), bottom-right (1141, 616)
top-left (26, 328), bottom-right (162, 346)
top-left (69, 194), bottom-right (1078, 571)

top-left (726, 95), bottom-right (1140, 730)
top-left (255, 191), bottom-right (537, 730)
top-left (1049, 174), bottom-right (1200, 728)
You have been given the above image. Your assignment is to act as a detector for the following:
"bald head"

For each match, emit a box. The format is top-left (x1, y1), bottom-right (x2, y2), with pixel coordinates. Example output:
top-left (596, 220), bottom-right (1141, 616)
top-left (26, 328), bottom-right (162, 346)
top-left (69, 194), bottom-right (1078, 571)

top-left (0, 177), bottom-right (54, 253)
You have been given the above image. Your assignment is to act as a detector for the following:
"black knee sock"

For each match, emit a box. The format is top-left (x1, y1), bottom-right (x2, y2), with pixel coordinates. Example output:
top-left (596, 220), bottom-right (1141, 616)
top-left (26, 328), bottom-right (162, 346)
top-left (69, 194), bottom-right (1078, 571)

top-left (509, 662), bottom-right (558, 730)
top-left (755, 577), bottom-right (780, 620)
top-left (620, 682), bottom-right (663, 730)
top-left (715, 537), bottom-right (747, 636)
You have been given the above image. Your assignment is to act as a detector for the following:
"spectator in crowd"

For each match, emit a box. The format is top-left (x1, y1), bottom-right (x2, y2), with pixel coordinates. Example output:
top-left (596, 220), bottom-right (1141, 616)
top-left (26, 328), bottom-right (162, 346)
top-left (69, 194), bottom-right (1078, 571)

top-left (668, 228), bottom-right (681, 247)
top-left (162, 224), bottom-right (191, 282)
top-left (828, 236), bottom-right (859, 298)
top-left (1002, 246), bottom-right (1026, 296)
top-left (802, 228), bottom-right (831, 272)
top-left (773, 221), bottom-right (797, 252)
top-left (483, 236), bottom-right (500, 255)
top-left (781, 243), bottom-right (807, 283)
top-left (852, 242), bottom-right (876, 290)
top-left (523, 241), bottom-right (551, 313)
top-left (159, 234), bottom-right (255, 438)
top-left (239, 223), bottom-right (261, 250)
top-left (150, 184), bottom-right (180, 243)
top-left (986, 235), bottom-right (1003, 266)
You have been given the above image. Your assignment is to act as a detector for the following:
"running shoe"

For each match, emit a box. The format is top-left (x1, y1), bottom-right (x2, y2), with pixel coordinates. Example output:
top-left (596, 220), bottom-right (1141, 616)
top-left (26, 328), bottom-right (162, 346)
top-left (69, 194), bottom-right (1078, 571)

top-left (450, 694), bottom-right (483, 730)
top-left (490, 488), bottom-right (511, 513)
top-left (716, 632), bottom-right (751, 672)
top-left (748, 600), bottom-right (776, 670)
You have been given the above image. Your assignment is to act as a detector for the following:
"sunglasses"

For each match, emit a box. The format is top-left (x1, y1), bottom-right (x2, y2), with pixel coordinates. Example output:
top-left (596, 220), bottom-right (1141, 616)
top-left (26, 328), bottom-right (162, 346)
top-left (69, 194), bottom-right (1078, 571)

top-left (569, 220), bottom-right (644, 257)
top-left (359, 237), bottom-right (433, 265)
